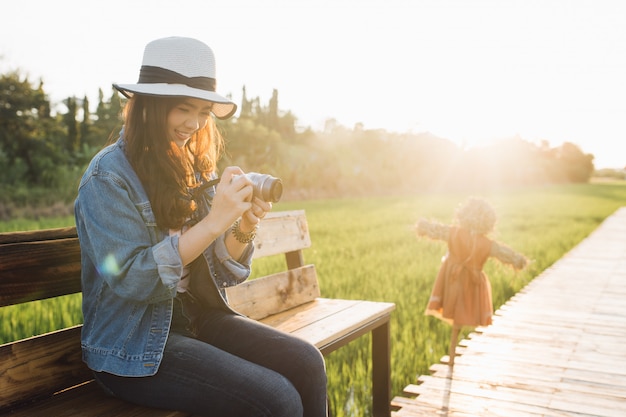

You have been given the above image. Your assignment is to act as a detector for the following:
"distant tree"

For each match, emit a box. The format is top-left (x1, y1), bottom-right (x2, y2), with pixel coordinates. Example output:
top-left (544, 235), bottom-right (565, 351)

top-left (0, 70), bottom-right (62, 185)
top-left (557, 142), bottom-right (594, 182)
top-left (277, 110), bottom-right (298, 139)
top-left (240, 85), bottom-right (252, 118)
top-left (96, 88), bottom-right (107, 122)
top-left (87, 87), bottom-right (123, 147)
top-left (268, 88), bottom-right (279, 131)
top-left (80, 95), bottom-right (90, 147)
top-left (63, 96), bottom-right (79, 153)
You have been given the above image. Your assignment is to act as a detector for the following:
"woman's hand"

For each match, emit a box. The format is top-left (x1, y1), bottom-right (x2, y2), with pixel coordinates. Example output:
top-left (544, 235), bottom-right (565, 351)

top-left (240, 197), bottom-right (273, 232)
top-left (210, 166), bottom-right (255, 232)
top-left (212, 167), bottom-right (273, 233)
top-left (179, 167), bottom-right (256, 266)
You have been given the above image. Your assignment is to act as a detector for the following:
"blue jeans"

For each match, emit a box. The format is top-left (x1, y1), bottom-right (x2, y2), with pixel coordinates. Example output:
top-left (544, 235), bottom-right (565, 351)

top-left (94, 294), bottom-right (328, 417)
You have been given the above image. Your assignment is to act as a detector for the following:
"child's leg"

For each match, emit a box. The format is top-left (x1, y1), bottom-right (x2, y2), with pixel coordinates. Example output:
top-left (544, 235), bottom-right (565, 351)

top-left (449, 324), bottom-right (462, 366)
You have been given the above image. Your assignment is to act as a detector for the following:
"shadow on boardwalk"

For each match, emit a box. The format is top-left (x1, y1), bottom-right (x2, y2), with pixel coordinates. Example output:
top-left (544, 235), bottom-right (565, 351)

top-left (392, 207), bottom-right (626, 417)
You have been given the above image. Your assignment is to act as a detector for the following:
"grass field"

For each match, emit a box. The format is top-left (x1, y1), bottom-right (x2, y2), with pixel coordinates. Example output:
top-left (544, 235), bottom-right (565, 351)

top-left (2, 182), bottom-right (625, 416)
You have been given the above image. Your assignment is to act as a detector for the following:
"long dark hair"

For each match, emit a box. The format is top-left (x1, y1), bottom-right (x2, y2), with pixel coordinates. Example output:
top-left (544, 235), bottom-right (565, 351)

top-left (121, 95), bottom-right (224, 230)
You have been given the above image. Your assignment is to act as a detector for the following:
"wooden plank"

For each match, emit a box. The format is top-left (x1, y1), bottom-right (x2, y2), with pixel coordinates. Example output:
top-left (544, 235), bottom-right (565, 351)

top-left (5, 381), bottom-right (193, 417)
top-left (0, 237), bottom-right (82, 307)
top-left (391, 396), bottom-right (479, 416)
top-left (0, 227), bottom-right (77, 245)
top-left (442, 355), bottom-right (626, 391)
top-left (455, 338), bottom-right (626, 372)
top-left (260, 298), bottom-right (361, 333)
top-left (405, 375), bottom-right (626, 417)
top-left (429, 362), bottom-right (626, 400)
top-left (0, 211), bottom-right (309, 308)
top-left (392, 396), bottom-right (567, 417)
top-left (271, 299), bottom-right (394, 349)
top-left (0, 326), bottom-right (91, 410)
top-left (225, 265), bottom-right (320, 320)
top-left (255, 298), bottom-right (394, 349)
top-left (392, 394), bottom-right (544, 417)
top-left (252, 210), bottom-right (311, 259)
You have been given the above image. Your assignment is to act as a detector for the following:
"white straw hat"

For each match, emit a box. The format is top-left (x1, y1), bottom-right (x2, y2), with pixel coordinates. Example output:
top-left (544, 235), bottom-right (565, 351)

top-left (114, 37), bottom-right (237, 119)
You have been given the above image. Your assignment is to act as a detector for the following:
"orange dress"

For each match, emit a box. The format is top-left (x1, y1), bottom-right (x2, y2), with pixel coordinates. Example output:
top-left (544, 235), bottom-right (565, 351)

top-left (425, 226), bottom-right (494, 327)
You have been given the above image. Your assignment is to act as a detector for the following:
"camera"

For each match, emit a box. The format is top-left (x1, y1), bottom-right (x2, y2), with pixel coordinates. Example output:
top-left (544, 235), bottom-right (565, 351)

top-left (240, 172), bottom-right (283, 203)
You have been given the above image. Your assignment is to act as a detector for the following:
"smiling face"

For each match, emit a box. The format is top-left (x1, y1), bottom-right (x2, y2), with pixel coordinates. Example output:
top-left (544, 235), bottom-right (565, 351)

top-left (167, 98), bottom-right (213, 148)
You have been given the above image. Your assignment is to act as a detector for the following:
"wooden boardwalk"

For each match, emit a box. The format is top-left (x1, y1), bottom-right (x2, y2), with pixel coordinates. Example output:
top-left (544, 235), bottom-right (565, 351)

top-left (392, 207), bottom-right (626, 417)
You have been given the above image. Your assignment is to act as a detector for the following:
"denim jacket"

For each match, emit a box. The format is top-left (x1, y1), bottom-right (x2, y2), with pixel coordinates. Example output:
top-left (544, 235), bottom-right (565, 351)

top-left (74, 137), bottom-right (253, 377)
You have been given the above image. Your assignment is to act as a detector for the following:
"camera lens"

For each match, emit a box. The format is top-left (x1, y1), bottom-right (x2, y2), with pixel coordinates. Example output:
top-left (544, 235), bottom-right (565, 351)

top-left (266, 178), bottom-right (283, 203)
top-left (245, 173), bottom-right (283, 203)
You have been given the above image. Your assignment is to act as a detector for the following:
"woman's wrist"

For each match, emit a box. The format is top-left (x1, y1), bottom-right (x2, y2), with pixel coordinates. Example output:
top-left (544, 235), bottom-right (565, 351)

top-left (179, 216), bottom-right (222, 266)
top-left (231, 219), bottom-right (258, 244)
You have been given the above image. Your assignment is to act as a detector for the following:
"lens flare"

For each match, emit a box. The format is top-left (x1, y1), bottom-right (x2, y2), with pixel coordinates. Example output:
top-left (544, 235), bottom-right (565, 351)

top-left (100, 253), bottom-right (121, 276)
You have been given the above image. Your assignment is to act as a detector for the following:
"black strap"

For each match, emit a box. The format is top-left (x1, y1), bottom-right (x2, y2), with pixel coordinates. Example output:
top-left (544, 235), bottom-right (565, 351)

top-left (138, 66), bottom-right (216, 92)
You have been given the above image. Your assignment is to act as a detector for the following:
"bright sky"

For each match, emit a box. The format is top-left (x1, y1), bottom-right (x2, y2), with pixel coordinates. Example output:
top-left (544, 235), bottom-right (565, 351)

top-left (1, 0), bottom-right (624, 168)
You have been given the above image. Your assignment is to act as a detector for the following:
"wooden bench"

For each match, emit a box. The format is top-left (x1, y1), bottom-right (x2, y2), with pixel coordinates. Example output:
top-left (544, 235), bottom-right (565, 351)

top-left (0, 210), bottom-right (395, 417)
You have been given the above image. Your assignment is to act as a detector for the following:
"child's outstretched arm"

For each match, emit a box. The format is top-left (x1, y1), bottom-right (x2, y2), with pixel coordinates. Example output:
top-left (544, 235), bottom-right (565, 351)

top-left (415, 219), bottom-right (451, 242)
top-left (490, 241), bottom-right (528, 270)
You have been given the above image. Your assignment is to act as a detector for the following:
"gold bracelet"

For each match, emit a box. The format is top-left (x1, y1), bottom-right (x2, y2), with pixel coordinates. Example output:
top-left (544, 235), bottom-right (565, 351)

top-left (231, 219), bottom-right (257, 244)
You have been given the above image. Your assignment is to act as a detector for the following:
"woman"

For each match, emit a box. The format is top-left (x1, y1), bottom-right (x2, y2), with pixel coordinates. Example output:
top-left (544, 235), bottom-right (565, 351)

top-left (74, 37), bottom-right (327, 416)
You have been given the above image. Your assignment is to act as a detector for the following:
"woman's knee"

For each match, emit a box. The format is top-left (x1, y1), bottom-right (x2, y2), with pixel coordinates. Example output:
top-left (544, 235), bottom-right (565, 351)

top-left (288, 340), bottom-right (327, 390)
top-left (303, 342), bottom-right (327, 376)
top-left (265, 380), bottom-right (304, 417)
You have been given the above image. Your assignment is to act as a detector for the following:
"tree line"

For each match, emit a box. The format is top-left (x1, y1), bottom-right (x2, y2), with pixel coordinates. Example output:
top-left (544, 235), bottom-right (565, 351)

top-left (0, 68), bottom-right (599, 219)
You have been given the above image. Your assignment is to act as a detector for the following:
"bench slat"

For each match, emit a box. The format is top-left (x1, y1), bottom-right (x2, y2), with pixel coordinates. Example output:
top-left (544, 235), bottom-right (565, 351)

top-left (225, 265), bottom-right (320, 320)
top-left (252, 210), bottom-right (310, 259)
top-left (0, 227), bottom-right (77, 245)
top-left (0, 237), bottom-right (82, 307)
top-left (0, 326), bottom-right (91, 411)
top-left (259, 298), bottom-right (395, 352)
top-left (0, 211), bottom-right (310, 308)
top-left (5, 381), bottom-right (193, 417)
top-left (259, 298), bottom-right (361, 332)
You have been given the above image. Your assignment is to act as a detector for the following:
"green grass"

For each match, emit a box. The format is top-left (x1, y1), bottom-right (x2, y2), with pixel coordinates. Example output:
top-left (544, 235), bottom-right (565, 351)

top-left (1, 215), bottom-right (75, 232)
top-left (2, 182), bottom-right (626, 416)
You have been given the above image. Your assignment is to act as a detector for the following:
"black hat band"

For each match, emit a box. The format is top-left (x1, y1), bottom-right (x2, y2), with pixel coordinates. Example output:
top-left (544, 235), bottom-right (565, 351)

top-left (138, 65), bottom-right (216, 92)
